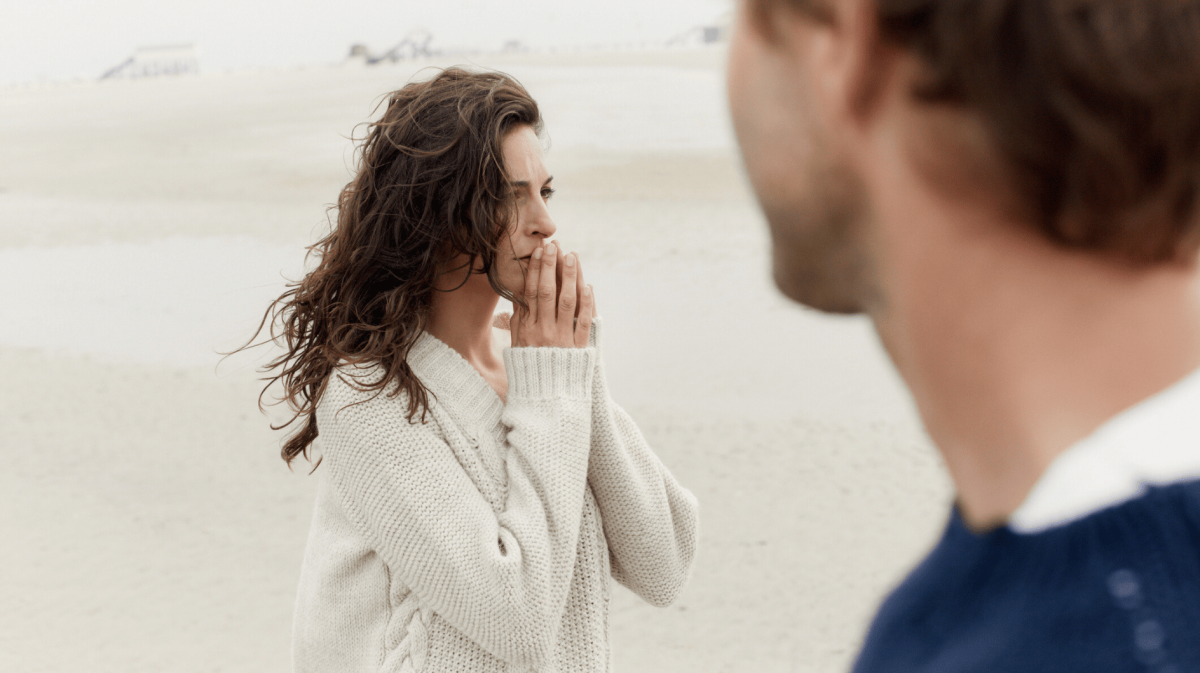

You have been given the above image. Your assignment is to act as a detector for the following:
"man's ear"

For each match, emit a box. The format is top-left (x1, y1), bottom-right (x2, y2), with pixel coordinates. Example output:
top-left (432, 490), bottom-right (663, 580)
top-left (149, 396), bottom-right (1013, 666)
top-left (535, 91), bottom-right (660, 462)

top-left (811, 0), bottom-right (892, 126)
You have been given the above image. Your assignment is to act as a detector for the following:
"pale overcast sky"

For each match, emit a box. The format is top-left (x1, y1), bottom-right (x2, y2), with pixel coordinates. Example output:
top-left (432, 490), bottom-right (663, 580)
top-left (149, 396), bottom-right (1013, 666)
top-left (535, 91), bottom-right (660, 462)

top-left (2, 0), bottom-right (733, 85)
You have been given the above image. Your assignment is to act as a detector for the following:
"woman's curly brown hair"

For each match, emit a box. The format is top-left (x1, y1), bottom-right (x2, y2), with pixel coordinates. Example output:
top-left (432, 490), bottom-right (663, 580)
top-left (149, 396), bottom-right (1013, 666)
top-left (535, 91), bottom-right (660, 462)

top-left (244, 67), bottom-right (542, 466)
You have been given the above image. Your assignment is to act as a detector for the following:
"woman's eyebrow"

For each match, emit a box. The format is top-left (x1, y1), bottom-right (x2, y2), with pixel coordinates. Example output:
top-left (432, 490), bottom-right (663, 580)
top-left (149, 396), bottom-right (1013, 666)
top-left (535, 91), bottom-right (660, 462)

top-left (510, 176), bottom-right (554, 189)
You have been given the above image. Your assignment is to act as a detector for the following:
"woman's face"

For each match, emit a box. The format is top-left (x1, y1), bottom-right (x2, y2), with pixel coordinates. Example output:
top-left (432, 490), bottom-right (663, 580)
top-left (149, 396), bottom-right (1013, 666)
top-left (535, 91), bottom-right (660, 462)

top-left (495, 124), bottom-right (556, 295)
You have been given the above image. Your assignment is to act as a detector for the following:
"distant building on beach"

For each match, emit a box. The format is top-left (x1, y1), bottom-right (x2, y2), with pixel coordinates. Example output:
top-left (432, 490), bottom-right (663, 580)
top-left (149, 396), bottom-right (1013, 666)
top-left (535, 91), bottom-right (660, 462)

top-left (667, 13), bottom-right (733, 47)
top-left (348, 31), bottom-right (435, 65)
top-left (101, 45), bottom-right (199, 80)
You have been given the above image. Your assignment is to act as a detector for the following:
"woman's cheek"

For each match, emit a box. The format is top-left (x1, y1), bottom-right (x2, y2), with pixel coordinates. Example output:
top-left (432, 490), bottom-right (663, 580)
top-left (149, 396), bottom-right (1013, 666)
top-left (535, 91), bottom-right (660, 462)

top-left (501, 258), bottom-right (524, 295)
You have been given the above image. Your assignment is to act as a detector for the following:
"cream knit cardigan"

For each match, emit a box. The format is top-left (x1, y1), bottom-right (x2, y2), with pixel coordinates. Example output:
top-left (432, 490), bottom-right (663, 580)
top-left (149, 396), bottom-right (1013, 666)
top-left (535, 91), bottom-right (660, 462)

top-left (292, 319), bottom-right (699, 672)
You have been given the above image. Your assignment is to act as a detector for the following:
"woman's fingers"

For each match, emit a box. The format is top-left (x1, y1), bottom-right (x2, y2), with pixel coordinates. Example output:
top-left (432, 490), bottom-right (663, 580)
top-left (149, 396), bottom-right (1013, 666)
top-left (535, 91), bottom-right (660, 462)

top-left (574, 254), bottom-right (585, 319)
top-left (575, 283), bottom-right (594, 348)
top-left (572, 253), bottom-right (596, 319)
top-left (559, 251), bottom-right (578, 334)
top-left (522, 245), bottom-right (544, 326)
top-left (510, 301), bottom-right (522, 347)
top-left (513, 241), bottom-right (592, 349)
top-left (537, 242), bottom-right (559, 324)
top-left (554, 243), bottom-right (565, 307)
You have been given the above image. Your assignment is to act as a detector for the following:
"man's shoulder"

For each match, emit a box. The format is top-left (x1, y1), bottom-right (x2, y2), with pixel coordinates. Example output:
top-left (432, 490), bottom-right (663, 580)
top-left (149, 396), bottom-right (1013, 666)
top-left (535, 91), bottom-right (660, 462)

top-left (852, 480), bottom-right (1200, 673)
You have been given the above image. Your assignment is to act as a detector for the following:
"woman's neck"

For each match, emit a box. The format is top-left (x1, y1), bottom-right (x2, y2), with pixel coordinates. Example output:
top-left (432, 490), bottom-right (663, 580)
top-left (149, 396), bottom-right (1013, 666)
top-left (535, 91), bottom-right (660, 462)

top-left (427, 268), bottom-right (504, 370)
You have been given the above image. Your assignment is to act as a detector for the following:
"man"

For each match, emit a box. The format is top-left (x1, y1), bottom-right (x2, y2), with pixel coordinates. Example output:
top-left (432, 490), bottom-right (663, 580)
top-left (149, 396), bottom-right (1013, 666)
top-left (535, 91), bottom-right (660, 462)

top-left (726, 0), bottom-right (1200, 670)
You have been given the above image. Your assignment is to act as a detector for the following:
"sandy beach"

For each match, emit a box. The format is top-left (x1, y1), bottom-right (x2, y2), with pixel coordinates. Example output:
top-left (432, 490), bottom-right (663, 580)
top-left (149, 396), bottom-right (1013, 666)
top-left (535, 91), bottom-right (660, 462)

top-left (0, 48), bottom-right (952, 672)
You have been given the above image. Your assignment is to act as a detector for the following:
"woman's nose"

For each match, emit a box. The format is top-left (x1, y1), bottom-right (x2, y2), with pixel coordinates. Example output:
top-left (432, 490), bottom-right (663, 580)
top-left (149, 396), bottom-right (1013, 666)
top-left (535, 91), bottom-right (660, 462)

top-left (529, 205), bottom-right (556, 240)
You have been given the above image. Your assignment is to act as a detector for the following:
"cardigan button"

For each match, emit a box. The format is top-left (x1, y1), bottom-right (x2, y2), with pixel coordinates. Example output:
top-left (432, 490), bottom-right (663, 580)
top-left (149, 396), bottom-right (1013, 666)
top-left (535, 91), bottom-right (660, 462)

top-left (1106, 569), bottom-right (1143, 609)
top-left (1134, 619), bottom-right (1165, 652)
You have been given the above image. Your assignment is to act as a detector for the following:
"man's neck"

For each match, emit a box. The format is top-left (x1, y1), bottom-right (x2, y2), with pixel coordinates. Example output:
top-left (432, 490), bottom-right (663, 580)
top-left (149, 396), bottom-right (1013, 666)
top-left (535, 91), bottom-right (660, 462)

top-left (869, 180), bottom-right (1200, 531)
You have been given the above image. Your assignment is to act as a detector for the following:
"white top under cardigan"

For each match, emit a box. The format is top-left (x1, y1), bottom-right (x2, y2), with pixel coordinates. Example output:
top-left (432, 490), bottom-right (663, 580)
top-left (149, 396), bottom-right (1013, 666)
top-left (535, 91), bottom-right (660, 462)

top-left (1009, 365), bottom-right (1200, 533)
top-left (292, 318), bottom-right (700, 672)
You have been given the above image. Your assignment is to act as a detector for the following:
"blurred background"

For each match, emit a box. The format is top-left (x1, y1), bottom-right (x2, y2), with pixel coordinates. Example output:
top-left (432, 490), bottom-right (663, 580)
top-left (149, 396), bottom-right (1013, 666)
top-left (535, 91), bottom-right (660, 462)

top-left (0, 1), bottom-right (951, 671)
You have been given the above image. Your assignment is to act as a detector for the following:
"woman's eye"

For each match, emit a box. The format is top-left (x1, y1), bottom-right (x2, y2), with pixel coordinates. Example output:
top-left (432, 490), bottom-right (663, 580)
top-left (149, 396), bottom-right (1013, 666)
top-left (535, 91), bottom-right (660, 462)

top-left (541, 188), bottom-right (556, 200)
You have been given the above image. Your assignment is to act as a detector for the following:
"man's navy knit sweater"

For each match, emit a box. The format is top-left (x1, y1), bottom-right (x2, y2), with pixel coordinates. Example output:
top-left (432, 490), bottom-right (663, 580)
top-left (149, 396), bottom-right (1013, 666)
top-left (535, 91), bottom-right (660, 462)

top-left (853, 480), bottom-right (1200, 672)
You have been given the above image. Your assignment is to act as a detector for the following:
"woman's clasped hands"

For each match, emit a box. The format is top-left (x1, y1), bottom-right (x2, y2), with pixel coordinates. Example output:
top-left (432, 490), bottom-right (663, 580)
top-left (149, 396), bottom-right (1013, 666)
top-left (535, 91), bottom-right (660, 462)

top-left (511, 242), bottom-right (595, 349)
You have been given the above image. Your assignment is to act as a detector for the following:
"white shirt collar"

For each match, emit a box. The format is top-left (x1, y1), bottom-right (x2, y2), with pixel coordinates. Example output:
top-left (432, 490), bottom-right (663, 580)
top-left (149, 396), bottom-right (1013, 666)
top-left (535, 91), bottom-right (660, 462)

top-left (1008, 366), bottom-right (1200, 533)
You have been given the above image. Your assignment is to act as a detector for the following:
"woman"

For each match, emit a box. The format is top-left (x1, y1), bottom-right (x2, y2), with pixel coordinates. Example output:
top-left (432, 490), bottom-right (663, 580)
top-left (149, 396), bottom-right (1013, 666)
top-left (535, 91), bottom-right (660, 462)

top-left (251, 68), bottom-right (699, 672)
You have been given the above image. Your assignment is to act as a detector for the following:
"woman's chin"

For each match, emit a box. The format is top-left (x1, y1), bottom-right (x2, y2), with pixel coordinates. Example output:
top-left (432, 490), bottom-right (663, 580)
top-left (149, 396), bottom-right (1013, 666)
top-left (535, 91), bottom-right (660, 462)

top-left (493, 267), bottom-right (526, 299)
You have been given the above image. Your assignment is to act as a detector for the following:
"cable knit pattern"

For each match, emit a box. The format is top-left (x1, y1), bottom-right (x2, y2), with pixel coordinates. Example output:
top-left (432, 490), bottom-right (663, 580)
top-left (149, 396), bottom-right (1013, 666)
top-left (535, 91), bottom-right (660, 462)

top-left (380, 592), bottom-right (428, 673)
top-left (292, 318), bottom-right (699, 672)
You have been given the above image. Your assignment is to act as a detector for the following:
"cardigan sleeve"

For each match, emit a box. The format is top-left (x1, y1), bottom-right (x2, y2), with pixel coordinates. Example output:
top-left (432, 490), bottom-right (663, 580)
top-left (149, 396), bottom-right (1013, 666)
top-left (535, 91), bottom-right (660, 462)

top-left (585, 319), bottom-right (700, 607)
top-left (316, 347), bottom-right (596, 668)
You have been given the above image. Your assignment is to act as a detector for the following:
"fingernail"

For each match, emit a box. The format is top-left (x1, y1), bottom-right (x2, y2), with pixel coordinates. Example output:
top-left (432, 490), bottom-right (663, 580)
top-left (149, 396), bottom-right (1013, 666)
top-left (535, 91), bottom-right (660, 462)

top-left (533, 248), bottom-right (542, 260)
top-left (545, 244), bottom-right (556, 256)
top-left (565, 253), bottom-right (575, 268)
top-left (584, 285), bottom-right (592, 297)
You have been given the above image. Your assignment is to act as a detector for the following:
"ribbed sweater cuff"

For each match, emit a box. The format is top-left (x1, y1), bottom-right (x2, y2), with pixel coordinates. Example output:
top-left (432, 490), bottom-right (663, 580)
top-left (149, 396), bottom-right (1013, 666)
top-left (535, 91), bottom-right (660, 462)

top-left (504, 347), bottom-right (596, 400)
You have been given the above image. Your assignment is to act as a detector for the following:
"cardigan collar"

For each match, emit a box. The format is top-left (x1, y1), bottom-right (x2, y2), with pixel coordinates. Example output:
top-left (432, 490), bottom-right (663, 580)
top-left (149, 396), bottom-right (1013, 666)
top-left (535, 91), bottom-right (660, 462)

top-left (407, 329), bottom-right (507, 443)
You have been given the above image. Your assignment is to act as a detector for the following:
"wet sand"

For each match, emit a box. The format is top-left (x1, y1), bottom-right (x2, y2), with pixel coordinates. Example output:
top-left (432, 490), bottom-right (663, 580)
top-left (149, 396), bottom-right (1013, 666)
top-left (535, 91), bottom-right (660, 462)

top-left (0, 48), bottom-right (951, 672)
